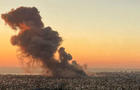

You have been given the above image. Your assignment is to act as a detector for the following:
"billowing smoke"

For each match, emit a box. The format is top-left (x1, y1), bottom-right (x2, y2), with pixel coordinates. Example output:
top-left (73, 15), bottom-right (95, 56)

top-left (1, 7), bottom-right (87, 77)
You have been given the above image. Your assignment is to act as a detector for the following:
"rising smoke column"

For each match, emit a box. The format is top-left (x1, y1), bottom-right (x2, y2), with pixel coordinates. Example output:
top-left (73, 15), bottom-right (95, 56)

top-left (1, 7), bottom-right (87, 77)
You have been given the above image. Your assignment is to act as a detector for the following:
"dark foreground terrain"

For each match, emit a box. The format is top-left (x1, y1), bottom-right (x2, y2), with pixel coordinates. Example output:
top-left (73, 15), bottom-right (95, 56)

top-left (0, 72), bottom-right (140, 90)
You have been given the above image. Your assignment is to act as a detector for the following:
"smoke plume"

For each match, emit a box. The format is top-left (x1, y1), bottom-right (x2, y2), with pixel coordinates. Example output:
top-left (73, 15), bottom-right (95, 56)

top-left (1, 7), bottom-right (87, 77)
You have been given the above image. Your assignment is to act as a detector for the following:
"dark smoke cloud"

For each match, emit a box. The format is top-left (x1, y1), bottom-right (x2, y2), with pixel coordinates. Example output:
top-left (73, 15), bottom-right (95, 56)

top-left (1, 6), bottom-right (87, 77)
top-left (1, 7), bottom-right (43, 30)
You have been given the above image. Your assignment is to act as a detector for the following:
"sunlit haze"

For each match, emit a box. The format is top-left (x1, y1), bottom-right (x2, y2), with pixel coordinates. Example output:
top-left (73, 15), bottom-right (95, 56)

top-left (0, 0), bottom-right (140, 72)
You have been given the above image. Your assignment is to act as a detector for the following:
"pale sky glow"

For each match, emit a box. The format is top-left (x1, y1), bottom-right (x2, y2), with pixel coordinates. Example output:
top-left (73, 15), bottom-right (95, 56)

top-left (0, 0), bottom-right (140, 69)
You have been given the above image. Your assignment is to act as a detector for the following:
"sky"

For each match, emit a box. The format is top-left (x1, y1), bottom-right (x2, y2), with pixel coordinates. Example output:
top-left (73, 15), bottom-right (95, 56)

top-left (0, 0), bottom-right (140, 70)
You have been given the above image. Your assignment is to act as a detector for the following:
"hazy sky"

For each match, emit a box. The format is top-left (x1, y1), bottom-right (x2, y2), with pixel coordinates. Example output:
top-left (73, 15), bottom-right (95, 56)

top-left (0, 0), bottom-right (140, 69)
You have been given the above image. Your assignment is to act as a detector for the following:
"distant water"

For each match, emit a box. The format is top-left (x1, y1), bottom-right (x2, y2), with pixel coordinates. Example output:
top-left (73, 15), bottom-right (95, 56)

top-left (0, 67), bottom-right (41, 75)
top-left (88, 68), bottom-right (140, 72)
top-left (0, 67), bottom-right (140, 75)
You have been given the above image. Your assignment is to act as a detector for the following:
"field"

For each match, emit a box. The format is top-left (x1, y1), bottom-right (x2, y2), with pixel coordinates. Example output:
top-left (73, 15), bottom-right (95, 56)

top-left (0, 72), bottom-right (140, 90)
